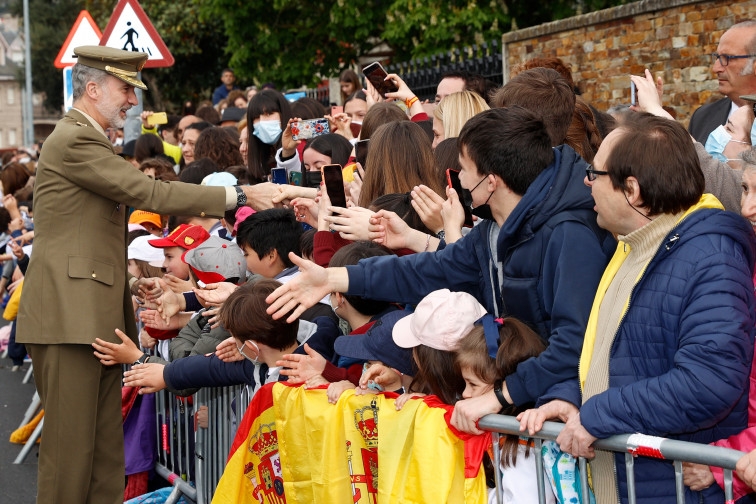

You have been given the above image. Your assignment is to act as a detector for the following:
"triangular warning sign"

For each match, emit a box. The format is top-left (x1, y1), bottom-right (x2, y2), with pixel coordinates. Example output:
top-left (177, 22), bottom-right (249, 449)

top-left (54, 10), bottom-right (102, 69)
top-left (99, 0), bottom-right (174, 68)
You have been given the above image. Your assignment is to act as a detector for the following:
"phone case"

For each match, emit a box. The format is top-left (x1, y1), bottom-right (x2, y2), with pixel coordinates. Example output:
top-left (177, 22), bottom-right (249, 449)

top-left (291, 119), bottom-right (330, 141)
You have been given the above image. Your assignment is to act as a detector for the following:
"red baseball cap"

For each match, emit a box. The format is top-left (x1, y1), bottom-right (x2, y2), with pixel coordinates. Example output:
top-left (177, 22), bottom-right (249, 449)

top-left (148, 224), bottom-right (210, 250)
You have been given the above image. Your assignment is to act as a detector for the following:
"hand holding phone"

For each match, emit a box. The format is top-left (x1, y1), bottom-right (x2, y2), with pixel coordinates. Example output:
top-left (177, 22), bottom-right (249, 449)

top-left (321, 164), bottom-right (347, 208)
top-left (630, 81), bottom-right (637, 106)
top-left (147, 112), bottom-right (168, 126)
top-left (362, 62), bottom-right (399, 98)
top-left (291, 118), bottom-right (330, 141)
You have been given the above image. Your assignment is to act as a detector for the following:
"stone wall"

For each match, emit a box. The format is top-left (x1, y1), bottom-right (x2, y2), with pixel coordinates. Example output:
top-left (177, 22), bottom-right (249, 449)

top-left (502, 0), bottom-right (755, 126)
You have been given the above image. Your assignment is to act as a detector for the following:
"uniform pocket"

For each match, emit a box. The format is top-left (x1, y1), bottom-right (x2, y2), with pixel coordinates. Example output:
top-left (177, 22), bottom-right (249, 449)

top-left (68, 255), bottom-right (115, 286)
top-left (102, 203), bottom-right (125, 224)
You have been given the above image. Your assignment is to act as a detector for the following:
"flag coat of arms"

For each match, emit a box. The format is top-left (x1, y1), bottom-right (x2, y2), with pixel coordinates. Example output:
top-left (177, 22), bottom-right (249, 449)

top-left (212, 382), bottom-right (490, 503)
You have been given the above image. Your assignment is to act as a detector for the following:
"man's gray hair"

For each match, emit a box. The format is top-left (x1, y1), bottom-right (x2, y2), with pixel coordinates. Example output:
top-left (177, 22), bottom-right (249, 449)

top-left (730, 21), bottom-right (756, 76)
top-left (71, 63), bottom-right (109, 102)
top-left (741, 147), bottom-right (756, 170)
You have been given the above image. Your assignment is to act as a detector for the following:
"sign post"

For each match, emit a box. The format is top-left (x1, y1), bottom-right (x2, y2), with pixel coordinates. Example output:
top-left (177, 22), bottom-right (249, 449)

top-left (99, 0), bottom-right (175, 142)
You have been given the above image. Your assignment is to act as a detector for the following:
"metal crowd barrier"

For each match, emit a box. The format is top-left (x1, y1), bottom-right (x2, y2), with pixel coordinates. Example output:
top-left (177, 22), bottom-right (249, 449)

top-left (479, 414), bottom-right (744, 504)
top-left (151, 383), bottom-right (252, 504)
top-left (194, 384), bottom-right (254, 504)
top-left (154, 389), bottom-right (197, 504)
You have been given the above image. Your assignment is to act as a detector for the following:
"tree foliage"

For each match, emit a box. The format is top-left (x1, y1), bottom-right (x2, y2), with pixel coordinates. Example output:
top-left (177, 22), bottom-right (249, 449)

top-left (14, 0), bottom-right (630, 112)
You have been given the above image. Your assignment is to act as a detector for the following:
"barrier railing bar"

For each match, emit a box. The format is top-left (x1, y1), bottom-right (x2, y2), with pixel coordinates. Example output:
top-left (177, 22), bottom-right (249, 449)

top-left (534, 438), bottom-right (546, 504)
top-left (155, 463), bottom-right (197, 503)
top-left (492, 432), bottom-right (503, 504)
top-left (579, 457), bottom-right (590, 504)
top-left (478, 414), bottom-right (741, 503)
top-left (674, 460), bottom-right (684, 504)
top-left (625, 451), bottom-right (636, 504)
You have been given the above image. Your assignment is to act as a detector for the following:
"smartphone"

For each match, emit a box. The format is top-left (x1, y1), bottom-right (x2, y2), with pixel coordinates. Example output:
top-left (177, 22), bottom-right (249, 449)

top-left (331, 106), bottom-right (343, 116)
top-left (446, 169), bottom-right (474, 228)
top-left (630, 81), bottom-right (636, 106)
top-left (289, 171), bottom-right (303, 186)
top-left (147, 112), bottom-right (168, 126)
top-left (291, 118), bottom-right (330, 141)
top-left (271, 167), bottom-right (288, 185)
top-left (304, 170), bottom-right (322, 188)
top-left (321, 164), bottom-right (347, 208)
top-left (355, 139), bottom-right (369, 171)
top-left (362, 62), bottom-right (399, 98)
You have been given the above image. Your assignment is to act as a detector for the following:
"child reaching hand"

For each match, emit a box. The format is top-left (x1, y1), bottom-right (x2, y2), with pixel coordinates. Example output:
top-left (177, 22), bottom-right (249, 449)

top-left (454, 317), bottom-right (556, 504)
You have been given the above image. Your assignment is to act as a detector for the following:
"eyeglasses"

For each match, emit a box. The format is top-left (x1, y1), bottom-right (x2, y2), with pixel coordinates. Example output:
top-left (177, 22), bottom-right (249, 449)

top-left (585, 166), bottom-right (609, 181)
top-left (711, 53), bottom-right (756, 67)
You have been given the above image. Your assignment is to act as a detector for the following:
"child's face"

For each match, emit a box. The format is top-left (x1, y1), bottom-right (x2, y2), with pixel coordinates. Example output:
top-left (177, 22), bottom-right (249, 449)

top-left (460, 365), bottom-right (493, 400)
top-left (162, 246), bottom-right (190, 279)
top-left (127, 259), bottom-right (142, 279)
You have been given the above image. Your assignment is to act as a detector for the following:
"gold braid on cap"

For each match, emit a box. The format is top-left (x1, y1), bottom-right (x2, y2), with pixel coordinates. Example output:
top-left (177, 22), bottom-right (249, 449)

top-left (105, 65), bottom-right (138, 78)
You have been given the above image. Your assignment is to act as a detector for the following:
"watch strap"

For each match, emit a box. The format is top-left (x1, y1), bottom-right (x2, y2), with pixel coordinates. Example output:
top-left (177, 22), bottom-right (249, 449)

top-left (234, 185), bottom-right (247, 207)
top-left (493, 379), bottom-right (509, 411)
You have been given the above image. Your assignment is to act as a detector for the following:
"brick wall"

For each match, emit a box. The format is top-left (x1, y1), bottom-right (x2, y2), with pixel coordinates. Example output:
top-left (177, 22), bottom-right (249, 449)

top-left (502, 0), bottom-right (756, 126)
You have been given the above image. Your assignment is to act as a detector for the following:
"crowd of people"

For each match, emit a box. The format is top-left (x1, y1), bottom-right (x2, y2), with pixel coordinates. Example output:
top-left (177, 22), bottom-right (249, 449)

top-left (6, 17), bottom-right (756, 504)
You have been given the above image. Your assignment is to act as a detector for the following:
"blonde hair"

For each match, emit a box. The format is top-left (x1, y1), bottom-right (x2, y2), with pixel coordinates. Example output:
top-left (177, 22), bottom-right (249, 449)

top-left (434, 91), bottom-right (490, 140)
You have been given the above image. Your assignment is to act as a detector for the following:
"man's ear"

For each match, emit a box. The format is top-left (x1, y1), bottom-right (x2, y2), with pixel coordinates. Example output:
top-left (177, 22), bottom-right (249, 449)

top-left (85, 80), bottom-right (101, 101)
top-left (624, 176), bottom-right (644, 206)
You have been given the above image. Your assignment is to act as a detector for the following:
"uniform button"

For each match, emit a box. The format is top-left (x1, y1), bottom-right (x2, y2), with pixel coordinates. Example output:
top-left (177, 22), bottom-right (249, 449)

top-left (92, 273), bottom-right (97, 278)
top-left (200, 212), bottom-right (206, 217)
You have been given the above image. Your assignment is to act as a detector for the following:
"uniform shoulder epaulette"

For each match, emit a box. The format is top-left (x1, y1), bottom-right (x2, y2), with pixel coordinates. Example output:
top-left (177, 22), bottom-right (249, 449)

top-left (75, 121), bottom-right (89, 127)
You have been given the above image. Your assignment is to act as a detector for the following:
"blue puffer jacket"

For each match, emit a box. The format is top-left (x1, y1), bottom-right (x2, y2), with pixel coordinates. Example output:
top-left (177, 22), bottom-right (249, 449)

top-left (552, 205), bottom-right (756, 504)
top-left (347, 145), bottom-right (615, 405)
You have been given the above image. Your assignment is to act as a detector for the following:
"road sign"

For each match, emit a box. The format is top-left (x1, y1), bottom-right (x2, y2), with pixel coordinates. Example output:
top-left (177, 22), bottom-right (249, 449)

top-left (54, 10), bottom-right (102, 69)
top-left (63, 66), bottom-right (73, 112)
top-left (99, 0), bottom-right (174, 68)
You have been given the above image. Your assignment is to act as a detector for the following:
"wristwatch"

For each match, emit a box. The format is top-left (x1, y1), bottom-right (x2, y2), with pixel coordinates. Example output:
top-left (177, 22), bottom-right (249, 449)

top-left (132, 353), bottom-right (150, 366)
top-left (493, 379), bottom-right (510, 412)
top-left (436, 230), bottom-right (446, 241)
top-left (234, 185), bottom-right (247, 207)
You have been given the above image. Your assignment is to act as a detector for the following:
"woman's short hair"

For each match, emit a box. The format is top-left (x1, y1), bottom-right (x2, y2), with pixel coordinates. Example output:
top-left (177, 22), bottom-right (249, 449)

top-left (193, 127), bottom-right (243, 169)
top-left (434, 91), bottom-right (489, 140)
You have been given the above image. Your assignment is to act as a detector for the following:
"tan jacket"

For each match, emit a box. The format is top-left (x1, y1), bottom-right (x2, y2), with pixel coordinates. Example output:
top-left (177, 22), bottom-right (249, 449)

top-left (17, 109), bottom-right (227, 345)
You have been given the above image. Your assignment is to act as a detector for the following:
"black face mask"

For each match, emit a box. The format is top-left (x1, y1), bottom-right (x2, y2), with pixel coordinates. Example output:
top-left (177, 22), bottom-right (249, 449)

top-left (462, 176), bottom-right (495, 221)
top-left (304, 170), bottom-right (322, 188)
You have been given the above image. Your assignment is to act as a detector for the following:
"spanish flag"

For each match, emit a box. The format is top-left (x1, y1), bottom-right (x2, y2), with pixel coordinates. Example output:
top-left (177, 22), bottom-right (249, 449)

top-left (212, 382), bottom-right (490, 503)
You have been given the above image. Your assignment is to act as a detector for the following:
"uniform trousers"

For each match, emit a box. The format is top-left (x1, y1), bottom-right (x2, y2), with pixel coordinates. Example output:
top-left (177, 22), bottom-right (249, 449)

top-left (27, 343), bottom-right (124, 504)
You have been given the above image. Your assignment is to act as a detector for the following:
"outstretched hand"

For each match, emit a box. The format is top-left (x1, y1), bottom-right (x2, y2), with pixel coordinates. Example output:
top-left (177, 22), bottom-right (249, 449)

top-left (265, 253), bottom-right (334, 322)
top-left (630, 69), bottom-right (672, 119)
top-left (92, 328), bottom-right (142, 366)
top-left (276, 343), bottom-right (327, 383)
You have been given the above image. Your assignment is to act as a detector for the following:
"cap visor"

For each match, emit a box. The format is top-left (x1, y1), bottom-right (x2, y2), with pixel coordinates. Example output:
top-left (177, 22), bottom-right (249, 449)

top-left (147, 237), bottom-right (176, 248)
top-left (391, 314), bottom-right (422, 348)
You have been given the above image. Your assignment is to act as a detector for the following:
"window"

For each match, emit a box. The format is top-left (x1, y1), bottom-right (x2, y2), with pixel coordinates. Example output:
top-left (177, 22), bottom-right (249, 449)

top-left (8, 129), bottom-right (16, 147)
top-left (7, 86), bottom-right (14, 105)
top-left (0, 129), bottom-right (4, 148)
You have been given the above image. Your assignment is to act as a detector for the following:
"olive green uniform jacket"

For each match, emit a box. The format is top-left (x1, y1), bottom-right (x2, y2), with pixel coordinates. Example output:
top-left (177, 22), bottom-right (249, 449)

top-left (17, 109), bottom-right (227, 345)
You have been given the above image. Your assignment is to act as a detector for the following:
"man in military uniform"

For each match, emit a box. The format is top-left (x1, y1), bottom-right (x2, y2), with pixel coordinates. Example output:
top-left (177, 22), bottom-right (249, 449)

top-left (15, 46), bottom-right (264, 503)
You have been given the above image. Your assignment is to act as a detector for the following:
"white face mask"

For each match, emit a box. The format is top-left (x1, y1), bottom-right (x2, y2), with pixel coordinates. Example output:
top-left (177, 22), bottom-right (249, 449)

top-left (237, 340), bottom-right (261, 365)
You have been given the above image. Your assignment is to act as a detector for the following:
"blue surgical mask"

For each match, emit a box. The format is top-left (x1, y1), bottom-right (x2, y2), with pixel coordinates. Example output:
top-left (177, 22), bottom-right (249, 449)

top-left (706, 125), bottom-right (749, 162)
top-left (751, 119), bottom-right (756, 146)
top-left (253, 120), bottom-right (282, 145)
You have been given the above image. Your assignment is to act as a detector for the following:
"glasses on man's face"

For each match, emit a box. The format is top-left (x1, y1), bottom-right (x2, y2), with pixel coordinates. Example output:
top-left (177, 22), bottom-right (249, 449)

top-left (585, 166), bottom-right (609, 182)
top-left (711, 53), bottom-right (756, 67)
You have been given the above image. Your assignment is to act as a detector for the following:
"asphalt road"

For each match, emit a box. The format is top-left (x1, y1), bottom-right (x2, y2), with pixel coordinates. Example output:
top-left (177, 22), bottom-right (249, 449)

top-left (0, 353), bottom-right (38, 504)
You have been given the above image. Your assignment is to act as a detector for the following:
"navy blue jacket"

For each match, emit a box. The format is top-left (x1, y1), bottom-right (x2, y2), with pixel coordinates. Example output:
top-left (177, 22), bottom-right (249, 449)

top-left (346, 145), bottom-right (614, 405)
top-left (548, 207), bottom-right (756, 504)
top-left (163, 317), bottom-right (339, 392)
